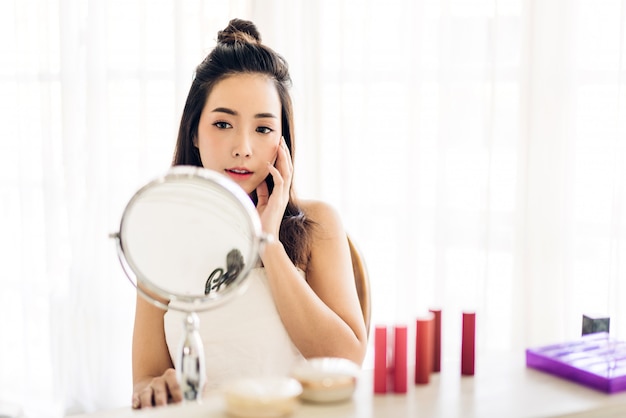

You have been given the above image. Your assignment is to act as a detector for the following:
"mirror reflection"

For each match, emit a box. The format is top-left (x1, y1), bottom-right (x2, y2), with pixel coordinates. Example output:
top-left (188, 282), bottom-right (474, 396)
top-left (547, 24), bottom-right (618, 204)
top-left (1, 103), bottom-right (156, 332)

top-left (112, 165), bottom-right (267, 401)
top-left (116, 166), bottom-right (262, 310)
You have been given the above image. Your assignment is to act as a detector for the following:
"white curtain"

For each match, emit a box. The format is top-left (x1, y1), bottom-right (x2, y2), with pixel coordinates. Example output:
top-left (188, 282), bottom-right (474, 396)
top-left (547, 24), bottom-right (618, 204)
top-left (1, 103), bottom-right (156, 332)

top-left (1, 0), bottom-right (625, 415)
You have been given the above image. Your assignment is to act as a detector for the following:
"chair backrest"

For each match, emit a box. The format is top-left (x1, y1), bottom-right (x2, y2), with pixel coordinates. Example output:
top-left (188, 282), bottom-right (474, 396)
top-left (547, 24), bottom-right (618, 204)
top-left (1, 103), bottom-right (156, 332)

top-left (347, 235), bottom-right (371, 338)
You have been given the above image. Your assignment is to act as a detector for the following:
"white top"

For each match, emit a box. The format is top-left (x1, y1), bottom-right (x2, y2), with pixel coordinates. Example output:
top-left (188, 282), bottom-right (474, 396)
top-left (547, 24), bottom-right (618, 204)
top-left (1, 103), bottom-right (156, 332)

top-left (163, 267), bottom-right (304, 392)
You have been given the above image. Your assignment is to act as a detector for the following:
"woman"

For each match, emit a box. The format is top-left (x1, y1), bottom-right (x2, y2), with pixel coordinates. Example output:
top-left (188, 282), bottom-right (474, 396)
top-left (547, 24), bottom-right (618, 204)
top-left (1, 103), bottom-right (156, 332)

top-left (131, 18), bottom-right (367, 409)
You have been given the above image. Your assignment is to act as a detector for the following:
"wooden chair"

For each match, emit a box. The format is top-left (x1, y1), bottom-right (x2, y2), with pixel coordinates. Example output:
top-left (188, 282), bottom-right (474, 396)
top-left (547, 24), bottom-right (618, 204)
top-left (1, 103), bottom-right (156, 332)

top-left (347, 235), bottom-right (371, 338)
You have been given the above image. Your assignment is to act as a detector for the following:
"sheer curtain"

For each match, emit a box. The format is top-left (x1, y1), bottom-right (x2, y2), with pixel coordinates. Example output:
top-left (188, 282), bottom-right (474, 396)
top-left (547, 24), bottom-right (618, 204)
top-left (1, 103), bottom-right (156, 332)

top-left (1, 0), bottom-right (625, 416)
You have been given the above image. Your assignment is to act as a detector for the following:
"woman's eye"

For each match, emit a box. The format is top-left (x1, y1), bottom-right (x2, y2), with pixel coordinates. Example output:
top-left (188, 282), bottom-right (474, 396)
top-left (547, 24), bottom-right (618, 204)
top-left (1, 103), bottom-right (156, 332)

top-left (214, 121), bottom-right (232, 129)
top-left (256, 126), bottom-right (273, 134)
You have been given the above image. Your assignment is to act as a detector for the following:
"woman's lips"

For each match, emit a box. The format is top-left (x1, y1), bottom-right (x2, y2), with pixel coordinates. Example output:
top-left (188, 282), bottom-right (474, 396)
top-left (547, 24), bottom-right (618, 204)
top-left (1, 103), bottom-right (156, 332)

top-left (225, 168), bottom-right (253, 181)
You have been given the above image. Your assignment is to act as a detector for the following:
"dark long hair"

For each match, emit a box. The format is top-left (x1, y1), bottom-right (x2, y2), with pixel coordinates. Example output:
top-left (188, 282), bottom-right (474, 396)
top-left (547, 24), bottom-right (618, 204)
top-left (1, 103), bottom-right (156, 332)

top-left (172, 19), bottom-right (312, 267)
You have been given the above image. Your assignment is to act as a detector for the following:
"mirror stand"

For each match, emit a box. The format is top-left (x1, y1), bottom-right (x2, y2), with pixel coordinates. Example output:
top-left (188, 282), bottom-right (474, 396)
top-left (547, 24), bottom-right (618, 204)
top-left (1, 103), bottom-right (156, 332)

top-left (178, 312), bottom-right (206, 401)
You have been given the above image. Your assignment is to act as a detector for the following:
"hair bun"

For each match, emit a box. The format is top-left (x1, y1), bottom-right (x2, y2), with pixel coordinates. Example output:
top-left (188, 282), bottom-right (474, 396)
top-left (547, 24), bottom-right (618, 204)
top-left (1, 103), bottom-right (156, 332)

top-left (217, 19), bottom-right (262, 45)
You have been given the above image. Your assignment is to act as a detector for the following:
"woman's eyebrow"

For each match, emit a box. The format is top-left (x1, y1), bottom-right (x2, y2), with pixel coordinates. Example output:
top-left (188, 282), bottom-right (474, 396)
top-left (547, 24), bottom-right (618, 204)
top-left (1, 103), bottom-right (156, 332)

top-left (254, 112), bottom-right (277, 119)
top-left (211, 107), bottom-right (277, 119)
top-left (211, 107), bottom-right (237, 115)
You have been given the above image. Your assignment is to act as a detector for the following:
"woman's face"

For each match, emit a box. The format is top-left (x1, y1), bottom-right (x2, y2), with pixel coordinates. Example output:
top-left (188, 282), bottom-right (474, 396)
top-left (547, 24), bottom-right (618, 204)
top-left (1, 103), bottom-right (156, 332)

top-left (195, 73), bottom-right (282, 194)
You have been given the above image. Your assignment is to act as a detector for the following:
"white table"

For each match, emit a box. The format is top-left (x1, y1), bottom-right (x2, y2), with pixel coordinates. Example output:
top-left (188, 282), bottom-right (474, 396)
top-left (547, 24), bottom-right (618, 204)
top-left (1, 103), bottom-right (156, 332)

top-left (68, 351), bottom-right (626, 418)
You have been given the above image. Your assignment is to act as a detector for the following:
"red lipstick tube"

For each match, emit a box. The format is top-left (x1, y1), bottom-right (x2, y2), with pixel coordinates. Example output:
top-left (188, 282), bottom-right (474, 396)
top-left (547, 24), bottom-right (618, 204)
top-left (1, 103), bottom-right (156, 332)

top-left (393, 325), bottom-right (408, 393)
top-left (461, 311), bottom-right (475, 376)
top-left (429, 308), bottom-right (442, 372)
top-left (374, 325), bottom-right (388, 393)
top-left (415, 314), bottom-right (434, 384)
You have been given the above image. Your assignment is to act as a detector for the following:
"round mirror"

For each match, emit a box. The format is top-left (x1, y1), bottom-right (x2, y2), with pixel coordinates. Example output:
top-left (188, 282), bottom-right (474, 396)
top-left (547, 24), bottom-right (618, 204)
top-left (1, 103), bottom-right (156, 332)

top-left (112, 165), bottom-right (267, 312)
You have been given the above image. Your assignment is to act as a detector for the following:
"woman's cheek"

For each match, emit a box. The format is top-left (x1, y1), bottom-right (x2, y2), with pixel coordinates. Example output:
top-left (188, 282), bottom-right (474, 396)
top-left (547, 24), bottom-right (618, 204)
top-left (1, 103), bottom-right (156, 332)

top-left (269, 143), bottom-right (279, 165)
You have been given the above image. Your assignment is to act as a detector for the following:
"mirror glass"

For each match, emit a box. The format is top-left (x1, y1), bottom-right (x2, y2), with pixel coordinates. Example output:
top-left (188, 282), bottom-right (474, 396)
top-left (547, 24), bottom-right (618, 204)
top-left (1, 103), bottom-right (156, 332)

top-left (114, 165), bottom-right (264, 312)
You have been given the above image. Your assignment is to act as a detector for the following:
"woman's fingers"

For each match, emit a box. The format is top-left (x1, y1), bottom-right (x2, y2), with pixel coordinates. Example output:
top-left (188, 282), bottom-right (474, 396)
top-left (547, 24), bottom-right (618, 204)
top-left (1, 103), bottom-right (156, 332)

top-left (277, 137), bottom-right (293, 184)
top-left (131, 393), bottom-right (141, 409)
top-left (164, 368), bottom-right (183, 403)
top-left (137, 385), bottom-right (154, 409)
top-left (152, 381), bottom-right (169, 406)
top-left (256, 137), bottom-right (293, 237)
top-left (268, 137), bottom-right (291, 195)
top-left (256, 176), bottom-right (269, 207)
top-left (266, 162), bottom-right (284, 190)
top-left (132, 369), bottom-right (183, 409)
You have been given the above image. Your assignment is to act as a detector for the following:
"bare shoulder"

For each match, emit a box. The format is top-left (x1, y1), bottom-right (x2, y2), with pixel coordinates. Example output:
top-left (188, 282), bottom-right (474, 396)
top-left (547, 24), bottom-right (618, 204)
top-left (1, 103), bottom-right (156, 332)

top-left (299, 199), bottom-right (345, 239)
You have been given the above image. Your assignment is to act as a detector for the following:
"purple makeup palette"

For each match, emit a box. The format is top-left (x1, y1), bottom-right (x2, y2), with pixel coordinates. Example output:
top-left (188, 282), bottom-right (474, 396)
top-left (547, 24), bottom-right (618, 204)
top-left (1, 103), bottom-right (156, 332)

top-left (526, 333), bottom-right (626, 394)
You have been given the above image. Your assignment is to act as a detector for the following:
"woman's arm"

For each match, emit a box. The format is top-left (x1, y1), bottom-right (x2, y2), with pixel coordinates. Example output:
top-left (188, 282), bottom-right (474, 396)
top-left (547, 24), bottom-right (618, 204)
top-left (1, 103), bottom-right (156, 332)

top-left (256, 137), bottom-right (367, 364)
top-left (131, 294), bottom-right (182, 408)
top-left (260, 200), bottom-right (368, 365)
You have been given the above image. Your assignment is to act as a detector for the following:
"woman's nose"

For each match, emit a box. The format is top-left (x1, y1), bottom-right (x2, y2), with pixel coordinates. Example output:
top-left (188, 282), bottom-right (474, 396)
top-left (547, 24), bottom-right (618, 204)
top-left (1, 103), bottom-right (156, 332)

top-left (232, 133), bottom-right (252, 158)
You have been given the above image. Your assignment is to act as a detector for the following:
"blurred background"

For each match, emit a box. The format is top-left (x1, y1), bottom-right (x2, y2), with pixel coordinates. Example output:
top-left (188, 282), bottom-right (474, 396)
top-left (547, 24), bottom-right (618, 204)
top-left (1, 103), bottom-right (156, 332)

top-left (1, 0), bottom-right (625, 415)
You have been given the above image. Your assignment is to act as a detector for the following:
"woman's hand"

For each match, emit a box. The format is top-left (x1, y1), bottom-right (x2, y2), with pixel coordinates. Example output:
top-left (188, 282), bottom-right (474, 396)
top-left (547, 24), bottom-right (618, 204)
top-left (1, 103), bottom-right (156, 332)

top-left (131, 368), bottom-right (182, 409)
top-left (256, 136), bottom-right (293, 238)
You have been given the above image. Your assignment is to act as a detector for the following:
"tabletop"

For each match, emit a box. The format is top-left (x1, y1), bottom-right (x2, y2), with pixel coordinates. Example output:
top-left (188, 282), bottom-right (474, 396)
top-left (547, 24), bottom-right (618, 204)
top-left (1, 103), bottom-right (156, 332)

top-left (67, 351), bottom-right (626, 418)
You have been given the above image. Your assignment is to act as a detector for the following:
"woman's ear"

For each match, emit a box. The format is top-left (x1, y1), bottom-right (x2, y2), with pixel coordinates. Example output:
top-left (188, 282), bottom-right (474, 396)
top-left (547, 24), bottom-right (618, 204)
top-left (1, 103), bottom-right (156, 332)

top-left (192, 135), bottom-right (198, 148)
